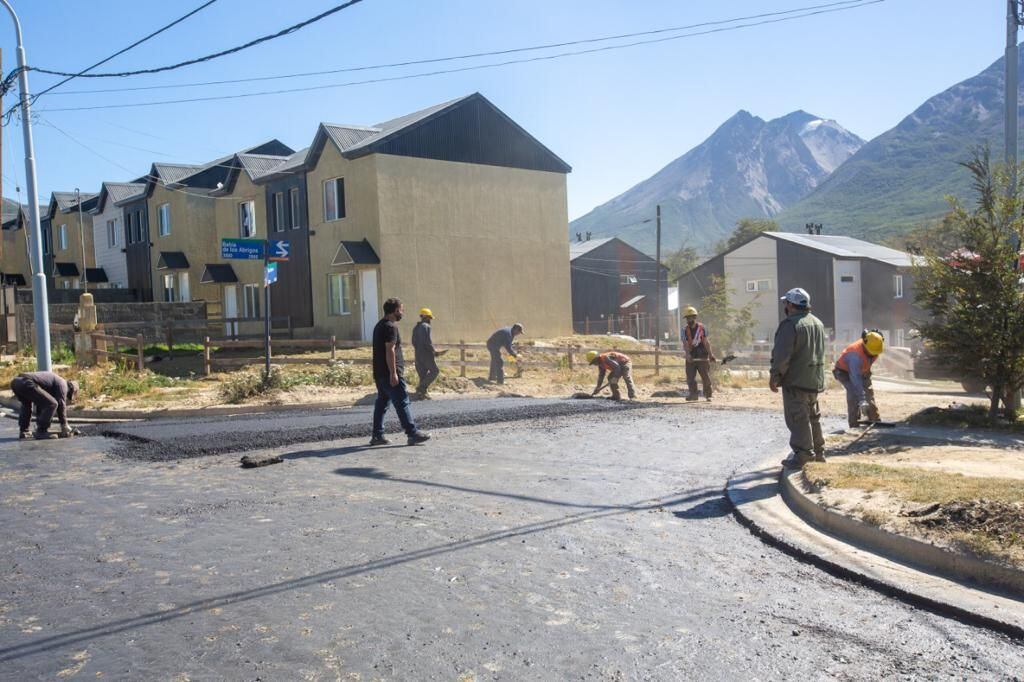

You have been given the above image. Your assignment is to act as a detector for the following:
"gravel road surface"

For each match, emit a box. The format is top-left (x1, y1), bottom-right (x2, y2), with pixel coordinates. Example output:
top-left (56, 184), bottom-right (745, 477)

top-left (1, 400), bottom-right (1022, 680)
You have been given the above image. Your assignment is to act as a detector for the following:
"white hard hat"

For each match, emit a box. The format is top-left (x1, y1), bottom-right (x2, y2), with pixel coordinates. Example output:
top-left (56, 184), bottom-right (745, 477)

top-left (781, 287), bottom-right (810, 308)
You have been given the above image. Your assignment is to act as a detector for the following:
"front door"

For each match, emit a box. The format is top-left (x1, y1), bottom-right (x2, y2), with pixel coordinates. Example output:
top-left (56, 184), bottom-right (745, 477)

top-left (223, 285), bottom-right (238, 338)
top-left (360, 269), bottom-right (378, 341)
top-left (833, 260), bottom-right (863, 344)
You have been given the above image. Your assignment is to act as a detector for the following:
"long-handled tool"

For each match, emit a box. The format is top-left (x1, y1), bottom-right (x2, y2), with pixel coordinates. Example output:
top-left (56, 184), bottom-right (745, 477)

top-left (690, 354), bottom-right (737, 365)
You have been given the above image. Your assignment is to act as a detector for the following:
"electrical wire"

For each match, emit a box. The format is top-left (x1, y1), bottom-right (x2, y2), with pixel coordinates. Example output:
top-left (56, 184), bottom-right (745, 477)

top-left (44, 0), bottom-right (871, 97)
top-left (35, 0), bottom-right (885, 114)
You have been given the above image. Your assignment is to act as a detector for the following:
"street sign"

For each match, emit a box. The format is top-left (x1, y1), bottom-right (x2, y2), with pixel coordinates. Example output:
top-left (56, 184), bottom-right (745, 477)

top-left (221, 238), bottom-right (264, 260)
top-left (269, 240), bottom-right (290, 262)
top-left (265, 262), bottom-right (278, 287)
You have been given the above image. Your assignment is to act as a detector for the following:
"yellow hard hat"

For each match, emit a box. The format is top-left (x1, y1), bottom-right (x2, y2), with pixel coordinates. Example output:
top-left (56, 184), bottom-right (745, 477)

top-left (863, 331), bottom-right (884, 356)
top-left (419, 308), bottom-right (433, 319)
top-left (683, 306), bottom-right (698, 317)
top-left (586, 350), bottom-right (599, 364)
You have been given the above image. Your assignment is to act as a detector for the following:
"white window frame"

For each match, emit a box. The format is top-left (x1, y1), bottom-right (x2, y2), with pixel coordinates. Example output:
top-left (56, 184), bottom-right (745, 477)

top-left (289, 188), bottom-right (301, 229)
top-left (328, 273), bottom-right (353, 316)
top-left (620, 274), bottom-right (638, 285)
top-left (273, 192), bottom-right (285, 233)
top-left (894, 274), bottom-right (904, 299)
top-left (163, 274), bottom-right (177, 302)
top-left (239, 201), bottom-right (256, 238)
top-left (179, 272), bottom-right (191, 303)
top-left (61, 279), bottom-right (71, 289)
top-left (242, 283), bottom-right (261, 319)
top-left (58, 224), bottom-right (68, 250)
top-left (106, 219), bottom-right (118, 248)
top-left (157, 203), bottom-right (171, 237)
top-left (323, 177), bottom-right (345, 222)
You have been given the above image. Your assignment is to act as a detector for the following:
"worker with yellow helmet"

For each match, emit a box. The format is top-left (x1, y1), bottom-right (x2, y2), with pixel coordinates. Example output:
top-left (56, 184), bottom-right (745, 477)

top-left (412, 307), bottom-right (445, 398)
top-left (833, 330), bottom-right (885, 427)
top-left (682, 305), bottom-right (716, 402)
top-left (586, 350), bottom-right (637, 400)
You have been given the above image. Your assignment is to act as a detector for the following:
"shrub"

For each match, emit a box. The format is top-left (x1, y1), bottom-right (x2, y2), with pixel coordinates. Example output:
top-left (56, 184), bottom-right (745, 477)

top-left (219, 366), bottom-right (285, 404)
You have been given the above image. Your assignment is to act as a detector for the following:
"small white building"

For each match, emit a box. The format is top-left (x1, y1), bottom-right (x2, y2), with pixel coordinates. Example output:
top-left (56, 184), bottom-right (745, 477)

top-left (89, 182), bottom-right (145, 289)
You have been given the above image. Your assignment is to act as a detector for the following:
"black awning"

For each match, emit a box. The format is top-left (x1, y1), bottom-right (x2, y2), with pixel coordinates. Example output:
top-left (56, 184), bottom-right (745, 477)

top-left (85, 268), bottom-right (108, 283)
top-left (2, 273), bottom-right (26, 286)
top-left (201, 263), bottom-right (238, 284)
top-left (157, 251), bottom-right (190, 270)
top-left (53, 262), bottom-right (80, 277)
top-left (333, 239), bottom-right (380, 266)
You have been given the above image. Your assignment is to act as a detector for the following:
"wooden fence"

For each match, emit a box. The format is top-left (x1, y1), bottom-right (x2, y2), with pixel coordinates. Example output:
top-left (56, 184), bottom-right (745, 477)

top-left (203, 335), bottom-right (362, 375)
top-left (90, 332), bottom-right (145, 371)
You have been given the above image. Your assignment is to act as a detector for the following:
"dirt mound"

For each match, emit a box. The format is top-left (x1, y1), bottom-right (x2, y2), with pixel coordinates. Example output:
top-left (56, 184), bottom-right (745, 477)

top-left (911, 500), bottom-right (1024, 543)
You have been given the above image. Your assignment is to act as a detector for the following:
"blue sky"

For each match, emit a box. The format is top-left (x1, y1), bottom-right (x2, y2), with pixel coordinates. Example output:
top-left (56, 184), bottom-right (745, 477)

top-left (0, 0), bottom-right (1008, 219)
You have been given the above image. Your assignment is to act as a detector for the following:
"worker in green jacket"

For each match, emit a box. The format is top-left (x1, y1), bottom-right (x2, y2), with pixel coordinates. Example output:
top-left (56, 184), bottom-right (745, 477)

top-left (770, 287), bottom-right (827, 468)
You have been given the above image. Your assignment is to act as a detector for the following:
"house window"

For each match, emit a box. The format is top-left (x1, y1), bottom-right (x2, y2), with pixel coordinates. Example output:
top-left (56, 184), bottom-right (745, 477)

top-left (840, 275), bottom-right (855, 283)
top-left (745, 279), bottom-right (771, 292)
top-left (273, 192), bottom-right (285, 233)
top-left (42, 227), bottom-right (51, 254)
top-left (289, 188), bottom-right (301, 229)
top-left (134, 210), bottom-right (144, 244)
top-left (323, 177), bottom-right (345, 222)
top-left (125, 213), bottom-right (133, 244)
top-left (620, 274), bottom-right (638, 285)
top-left (179, 273), bottom-right (191, 302)
top-left (327, 273), bottom-right (353, 315)
top-left (894, 274), bottom-right (904, 299)
top-left (61, 280), bottom-right (71, 289)
top-left (896, 328), bottom-right (905, 347)
top-left (239, 201), bottom-right (256, 238)
top-left (106, 219), bottom-right (118, 248)
top-left (242, 283), bottom-right (261, 319)
top-left (157, 203), bottom-right (171, 236)
top-left (163, 274), bottom-right (177, 302)
top-left (58, 224), bottom-right (68, 250)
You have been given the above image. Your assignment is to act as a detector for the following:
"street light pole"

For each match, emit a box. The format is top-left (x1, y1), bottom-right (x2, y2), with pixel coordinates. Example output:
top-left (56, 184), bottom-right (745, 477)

top-left (1, 0), bottom-right (51, 370)
top-left (75, 187), bottom-right (87, 292)
top-left (655, 205), bottom-right (662, 352)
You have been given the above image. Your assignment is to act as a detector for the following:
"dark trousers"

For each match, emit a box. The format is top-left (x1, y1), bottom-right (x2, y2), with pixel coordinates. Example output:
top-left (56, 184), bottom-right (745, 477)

top-left (833, 369), bottom-right (876, 427)
top-left (415, 355), bottom-right (439, 394)
top-left (372, 376), bottom-right (418, 438)
top-left (487, 345), bottom-right (505, 384)
top-left (782, 386), bottom-right (824, 459)
top-left (10, 377), bottom-right (57, 433)
top-left (686, 358), bottom-right (712, 398)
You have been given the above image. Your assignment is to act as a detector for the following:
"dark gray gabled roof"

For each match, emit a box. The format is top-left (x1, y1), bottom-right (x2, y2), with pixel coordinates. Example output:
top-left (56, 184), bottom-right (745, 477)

top-left (251, 147), bottom-right (310, 184)
top-left (763, 232), bottom-right (917, 267)
top-left (152, 163), bottom-right (203, 185)
top-left (332, 239), bottom-right (380, 266)
top-left (157, 251), bottom-right (190, 270)
top-left (2, 273), bottom-right (27, 286)
top-left (201, 263), bottom-right (238, 284)
top-left (53, 262), bottom-right (80, 277)
top-left (50, 191), bottom-right (97, 215)
top-left (323, 124), bottom-right (380, 152)
top-left (85, 268), bottom-right (108, 283)
top-left (106, 182), bottom-right (147, 204)
top-left (569, 237), bottom-right (616, 260)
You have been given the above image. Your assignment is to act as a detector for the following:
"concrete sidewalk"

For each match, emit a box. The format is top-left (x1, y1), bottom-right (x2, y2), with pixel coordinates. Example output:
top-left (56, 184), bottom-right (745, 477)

top-left (726, 439), bottom-right (1024, 638)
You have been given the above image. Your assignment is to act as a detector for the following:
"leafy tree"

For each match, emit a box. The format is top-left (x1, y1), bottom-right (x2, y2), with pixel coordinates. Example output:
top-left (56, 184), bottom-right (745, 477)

top-left (665, 245), bottom-right (699, 279)
top-left (715, 218), bottom-right (777, 254)
top-left (913, 148), bottom-right (1024, 420)
top-left (698, 274), bottom-right (755, 356)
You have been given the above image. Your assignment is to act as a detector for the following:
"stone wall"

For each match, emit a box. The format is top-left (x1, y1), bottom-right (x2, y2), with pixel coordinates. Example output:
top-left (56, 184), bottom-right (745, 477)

top-left (18, 301), bottom-right (209, 348)
top-left (16, 288), bottom-right (140, 305)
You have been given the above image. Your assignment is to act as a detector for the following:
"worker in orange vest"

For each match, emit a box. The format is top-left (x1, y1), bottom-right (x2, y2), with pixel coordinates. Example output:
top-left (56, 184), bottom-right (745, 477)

top-left (833, 330), bottom-right (884, 427)
top-left (586, 350), bottom-right (637, 400)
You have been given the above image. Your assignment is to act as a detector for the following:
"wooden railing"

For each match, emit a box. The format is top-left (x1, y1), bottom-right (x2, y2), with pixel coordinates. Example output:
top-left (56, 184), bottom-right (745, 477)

top-left (203, 335), bottom-right (352, 375)
top-left (90, 332), bottom-right (145, 371)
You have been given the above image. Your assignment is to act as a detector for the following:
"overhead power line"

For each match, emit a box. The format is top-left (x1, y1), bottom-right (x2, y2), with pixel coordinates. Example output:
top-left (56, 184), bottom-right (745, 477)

top-left (35, 0), bottom-right (885, 115)
top-left (29, 0), bottom-right (367, 80)
top-left (45, 0), bottom-right (870, 97)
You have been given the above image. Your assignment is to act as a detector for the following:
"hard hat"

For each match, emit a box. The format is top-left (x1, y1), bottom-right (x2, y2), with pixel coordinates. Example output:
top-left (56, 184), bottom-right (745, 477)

top-left (419, 307), bottom-right (433, 319)
top-left (683, 306), bottom-right (698, 317)
top-left (586, 350), bottom-right (599, 364)
top-left (863, 331), bottom-right (884, 356)
top-left (781, 287), bottom-right (810, 308)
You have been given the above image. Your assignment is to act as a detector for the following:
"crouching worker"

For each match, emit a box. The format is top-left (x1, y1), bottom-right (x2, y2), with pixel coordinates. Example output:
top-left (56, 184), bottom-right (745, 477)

top-left (10, 371), bottom-right (79, 440)
top-left (833, 330), bottom-right (884, 427)
top-left (587, 350), bottom-right (637, 401)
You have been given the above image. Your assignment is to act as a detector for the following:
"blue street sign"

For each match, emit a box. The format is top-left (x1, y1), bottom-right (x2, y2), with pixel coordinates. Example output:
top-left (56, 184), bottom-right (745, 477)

top-left (265, 262), bottom-right (278, 287)
top-left (269, 239), bottom-right (290, 262)
top-left (221, 238), bottom-right (264, 260)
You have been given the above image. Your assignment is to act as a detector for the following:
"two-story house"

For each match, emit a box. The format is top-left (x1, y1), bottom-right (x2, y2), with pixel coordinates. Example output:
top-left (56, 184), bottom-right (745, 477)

top-left (45, 192), bottom-right (97, 289)
top-left (90, 182), bottom-right (144, 289)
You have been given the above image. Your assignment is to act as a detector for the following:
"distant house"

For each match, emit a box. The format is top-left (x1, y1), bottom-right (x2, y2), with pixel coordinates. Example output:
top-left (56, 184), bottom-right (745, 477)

top-left (1, 204), bottom-right (37, 288)
top-left (569, 236), bottom-right (669, 337)
top-left (45, 192), bottom-right (98, 290)
top-left (90, 182), bottom-right (144, 289)
top-left (677, 231), bottom-right (920, 347)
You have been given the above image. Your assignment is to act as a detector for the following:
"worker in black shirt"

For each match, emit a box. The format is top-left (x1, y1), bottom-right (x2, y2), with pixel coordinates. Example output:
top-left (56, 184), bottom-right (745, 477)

top-left (370, 297), bottom-right (431, 447)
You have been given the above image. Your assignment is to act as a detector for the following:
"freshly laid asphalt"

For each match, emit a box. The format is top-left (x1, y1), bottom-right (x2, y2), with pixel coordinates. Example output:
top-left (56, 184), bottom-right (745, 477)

top-left (1, 398), bottom-right (1022, 679)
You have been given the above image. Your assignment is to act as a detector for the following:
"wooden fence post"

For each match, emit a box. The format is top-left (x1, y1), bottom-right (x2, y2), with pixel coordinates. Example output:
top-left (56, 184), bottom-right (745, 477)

top-left (203, 336), bottom-right (211, 376)
top-left (136, 334), bottom-right (145, 371)
top-left (655, 346), bottom-right (660, 376)
top-left (584, 317), bottom-right (590, 335)
top-left (330, 335), bottom-right (337, 361)
top-left (459, 340), bottom-right (466, 378)
top-left (287, 316), bottom-right (294, 339)
top-left (166, 323), bottom-right (174, 360)
top-left (607, 316), bottom-right (613, 333)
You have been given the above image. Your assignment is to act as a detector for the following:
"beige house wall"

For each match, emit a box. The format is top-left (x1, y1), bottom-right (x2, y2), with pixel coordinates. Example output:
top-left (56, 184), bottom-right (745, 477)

top-left (724, 236), bottom-right (779, 342)
top-left (374, 154), bottom-right (572, 343)
top-left (147, 185), bottom-right (220, 304)
top-left (50, 207), bottom-right (95, 288)
top-left (305, 143), bottom-right (381, 341)
top-left (1, 225), bottom-right (32, 286)
top-left (213, 172), bottom-right (270, 334)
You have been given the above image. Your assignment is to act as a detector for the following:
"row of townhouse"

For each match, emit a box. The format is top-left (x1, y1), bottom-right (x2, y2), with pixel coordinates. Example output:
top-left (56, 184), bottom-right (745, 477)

top-left (0, 93), bottom-right (575, 342)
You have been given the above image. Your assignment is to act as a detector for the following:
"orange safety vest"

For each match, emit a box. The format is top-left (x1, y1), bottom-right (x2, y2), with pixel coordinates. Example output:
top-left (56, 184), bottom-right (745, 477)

top-left (598, 351), bottom-right (630, 372)
top-left (835, 340), bottom-right (874, 375)
top-left (684, 322), bottom-right (707, 349)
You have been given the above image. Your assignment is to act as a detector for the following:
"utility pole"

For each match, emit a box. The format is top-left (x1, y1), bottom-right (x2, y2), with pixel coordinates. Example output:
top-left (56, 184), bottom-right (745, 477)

top-left (263, 237), bottom-right (271, 379)
top-left (1007, 1), bottom-right (1023, 173)
top-left (654, 204), bottom-right (662, 351)
top-left (1, 0), bottom-right (51, 371)
top-left (75, 187), bottom-right (87, 291)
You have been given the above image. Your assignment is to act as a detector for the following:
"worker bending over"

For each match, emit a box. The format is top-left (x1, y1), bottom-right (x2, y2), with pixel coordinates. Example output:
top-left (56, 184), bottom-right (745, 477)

top-left (682, 306), bottom-right (715, 402)
top-left (10, 371), bottom-right (79, 440)
top-left (486, 322), bottom-right (524, 384)
top-left (587, 350), bottom-right (637, 400)
top-left (833, 330), bottom-right (884, 427)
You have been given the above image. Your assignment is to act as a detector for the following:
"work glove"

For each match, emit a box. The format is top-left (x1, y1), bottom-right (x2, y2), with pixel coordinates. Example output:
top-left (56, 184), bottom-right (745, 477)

top-left (59, 427), bottom-right (80, 439)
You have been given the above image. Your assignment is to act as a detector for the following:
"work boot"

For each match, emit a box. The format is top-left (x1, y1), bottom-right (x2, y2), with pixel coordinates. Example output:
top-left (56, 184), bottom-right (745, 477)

top-left (18, 430), bottom-right (29, 440)
top-left (628, 391), bottom-right (637, 400)
top-left (369, 436), bottom-right (390, 446)
top-left (685, 395), bottom-right (699, 402)
top-left (780, 452), bottom-right (811, 468)
top-left (812, 452), bottom-right (826, 463)
top-left (407, 431), bottom-right (431, 446)
top-left (33, 431), bottom-right (58, 441)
